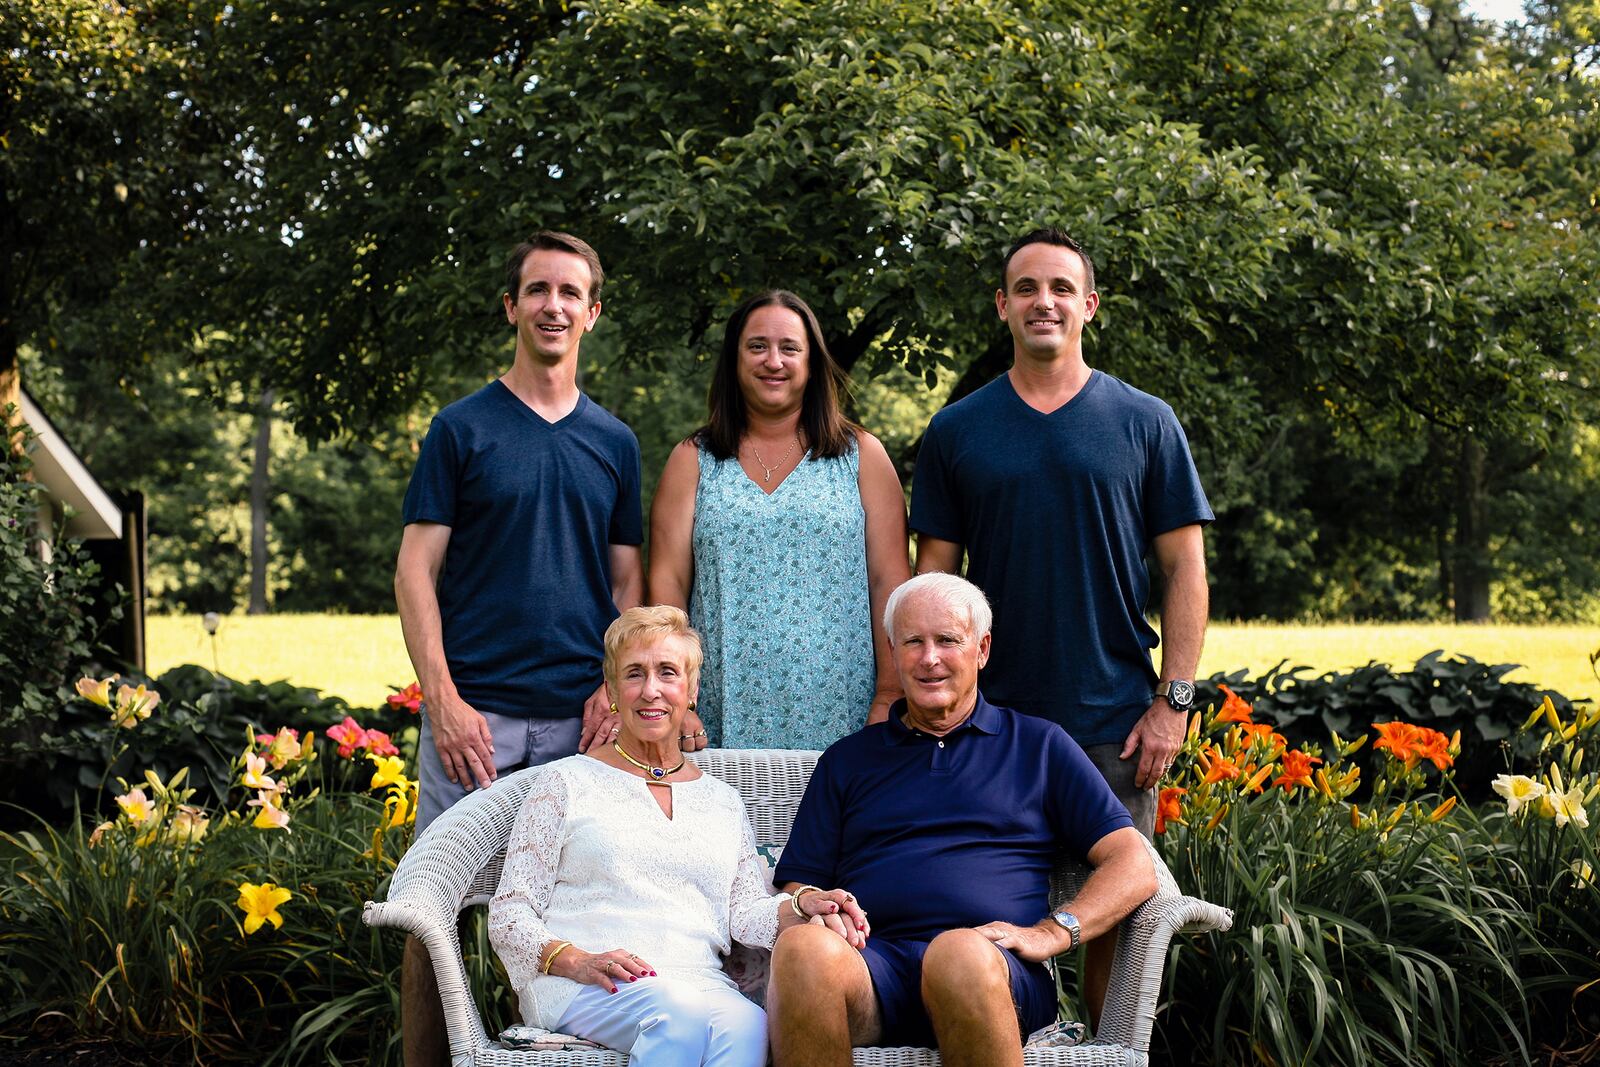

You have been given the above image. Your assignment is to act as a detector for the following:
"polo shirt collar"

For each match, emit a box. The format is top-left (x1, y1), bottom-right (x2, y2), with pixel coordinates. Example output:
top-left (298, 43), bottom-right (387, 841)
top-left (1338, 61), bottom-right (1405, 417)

top-left (884, 691), bottom-right (1002, 745)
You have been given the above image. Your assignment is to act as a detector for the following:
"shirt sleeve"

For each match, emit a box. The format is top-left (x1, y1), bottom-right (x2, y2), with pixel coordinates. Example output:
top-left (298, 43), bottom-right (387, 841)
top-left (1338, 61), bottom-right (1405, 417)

top-left (1042, 728), bottom-right (1135, 862)
top-left (1142, 403), bottom-right (1213, 538)
top-left (772, 751), bottom-right (843, 889)
top-left (609, 429), bottom-right (645, 546)
top-left (728, 805), bottom-right (786, 951)
top-left (401, 416), bottom-right (461, 527)
top-left (908, 413), bottom-right (963, 543)
top-left (487, 767), bottom-right (569, 995)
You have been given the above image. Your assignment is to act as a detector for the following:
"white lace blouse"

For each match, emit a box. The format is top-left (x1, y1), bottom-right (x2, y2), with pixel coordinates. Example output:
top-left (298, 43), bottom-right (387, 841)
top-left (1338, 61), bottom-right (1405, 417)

top-left (487, 755), bottom-right (786, 1028)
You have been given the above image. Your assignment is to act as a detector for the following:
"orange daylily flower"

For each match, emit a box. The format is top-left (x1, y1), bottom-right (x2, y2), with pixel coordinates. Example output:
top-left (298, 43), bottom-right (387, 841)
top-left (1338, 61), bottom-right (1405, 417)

top-left (1237, 722), bottom-right (1287, 754)
top-left (1198, 743), bottom-right (1243, 785)
top-left (1156, 786), bottom-right (1187, 835)
top-left (1273, 749), bottom-right (1323, 791)
top-left (1372, 721), bottom-right (1453, 771)
top-left (1216, 684), bottom-right (1254, 724)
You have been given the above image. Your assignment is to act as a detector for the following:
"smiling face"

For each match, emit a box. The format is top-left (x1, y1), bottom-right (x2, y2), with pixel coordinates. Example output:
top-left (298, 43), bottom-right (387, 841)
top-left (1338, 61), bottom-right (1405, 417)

top-left (735, 304), bottom-right (812, 419)
top-left (890, 590), bottom-right (991, 731)
top-left (502, 248), bottom-right (602, 365)
top-left (996, 242), bottom-right (1098, 362)
top-left (612, 635), bottom-right (699, 748)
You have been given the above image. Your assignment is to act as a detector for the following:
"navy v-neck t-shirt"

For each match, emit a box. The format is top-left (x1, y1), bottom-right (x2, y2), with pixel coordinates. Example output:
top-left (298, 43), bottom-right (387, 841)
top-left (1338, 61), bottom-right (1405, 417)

top-left (402, 382), bottom-right (642, 718)
top-left (910, 371), bottom-right (1212, 746)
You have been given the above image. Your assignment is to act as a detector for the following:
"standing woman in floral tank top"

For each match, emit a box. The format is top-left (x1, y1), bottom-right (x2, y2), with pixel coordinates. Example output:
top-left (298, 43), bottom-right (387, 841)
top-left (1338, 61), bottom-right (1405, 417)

top-left (648, 290), bottom-right (911, 751)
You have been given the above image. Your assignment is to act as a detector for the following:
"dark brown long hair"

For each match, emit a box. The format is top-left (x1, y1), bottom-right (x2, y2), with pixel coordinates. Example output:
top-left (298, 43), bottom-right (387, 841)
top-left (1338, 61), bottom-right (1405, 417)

top-left (697, 290), bottom-right (857, 460)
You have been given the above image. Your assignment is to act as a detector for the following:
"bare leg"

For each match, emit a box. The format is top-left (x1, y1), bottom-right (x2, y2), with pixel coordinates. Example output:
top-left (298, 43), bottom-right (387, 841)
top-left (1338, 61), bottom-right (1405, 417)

top-left (921, 929), bottom-right (1023, 1067)
top-left (1084, 930), bottom-right (1116, 1029)
top-left (403, 935), bottom-right (449, 1067)
top-left (769, 924), bottom-right (881, 1067)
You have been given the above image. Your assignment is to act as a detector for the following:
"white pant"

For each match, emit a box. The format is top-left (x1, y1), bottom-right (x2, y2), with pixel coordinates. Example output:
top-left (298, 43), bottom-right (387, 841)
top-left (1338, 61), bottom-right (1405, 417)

top-left (555, 978), bottom-right (767, 1066)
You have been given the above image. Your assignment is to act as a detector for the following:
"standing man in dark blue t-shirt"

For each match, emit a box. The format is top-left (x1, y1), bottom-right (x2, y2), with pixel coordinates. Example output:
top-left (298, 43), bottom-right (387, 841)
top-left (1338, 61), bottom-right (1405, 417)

top-left (910, 227), bottom-right (1211, 1018)
top-left (394, 231), bottom-right (643, 1067)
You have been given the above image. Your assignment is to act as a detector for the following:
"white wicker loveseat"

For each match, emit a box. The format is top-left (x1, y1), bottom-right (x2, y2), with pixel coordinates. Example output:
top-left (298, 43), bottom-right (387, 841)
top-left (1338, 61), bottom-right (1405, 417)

top-left (363, 748), bottom-right (1232, 1067)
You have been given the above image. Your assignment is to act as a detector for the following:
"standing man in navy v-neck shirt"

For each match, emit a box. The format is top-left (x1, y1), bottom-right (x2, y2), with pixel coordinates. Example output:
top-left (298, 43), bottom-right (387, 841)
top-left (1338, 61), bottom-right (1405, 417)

top-left (394, 231), bottom-right (644, 1067)
top-left (910, 227), bottom-right (1212, 1019)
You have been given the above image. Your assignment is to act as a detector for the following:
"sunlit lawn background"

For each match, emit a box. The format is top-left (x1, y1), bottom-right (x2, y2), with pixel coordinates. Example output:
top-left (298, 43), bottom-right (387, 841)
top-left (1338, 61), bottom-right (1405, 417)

top-left (148, 614), bottom-right (1598, 709)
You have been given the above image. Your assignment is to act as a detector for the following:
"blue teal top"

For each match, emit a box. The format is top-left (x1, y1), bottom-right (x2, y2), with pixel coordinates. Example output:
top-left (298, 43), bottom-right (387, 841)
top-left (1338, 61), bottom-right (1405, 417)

top-left (689, 440), bottom-right (876, 749)
top-left (910, 371), bottom-right (1212, 746)
top-left (773, 693), bottom-right (1134, 940)
top-left (401, 382), bottom-right (642, 718)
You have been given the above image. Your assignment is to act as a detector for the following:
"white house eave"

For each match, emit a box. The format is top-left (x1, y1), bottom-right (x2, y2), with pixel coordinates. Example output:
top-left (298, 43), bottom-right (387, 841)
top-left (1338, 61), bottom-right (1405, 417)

top-left (20, 390), bottom-right (122, 540)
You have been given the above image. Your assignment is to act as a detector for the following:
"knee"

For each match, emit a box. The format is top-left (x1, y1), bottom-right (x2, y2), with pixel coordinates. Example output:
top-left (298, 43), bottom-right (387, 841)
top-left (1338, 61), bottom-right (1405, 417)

top-left (771, 922), bottom-right (858, 985)
top-left (640, 983), bottom-right (716, 1044)
top-left (921, 929), bottom-right (1009, 1002)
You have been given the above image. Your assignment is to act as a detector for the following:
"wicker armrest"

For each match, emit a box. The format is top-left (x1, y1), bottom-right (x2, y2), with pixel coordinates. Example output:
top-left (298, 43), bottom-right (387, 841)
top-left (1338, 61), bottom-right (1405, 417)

top-left (1066, 839), bottom-right (1233, 1053)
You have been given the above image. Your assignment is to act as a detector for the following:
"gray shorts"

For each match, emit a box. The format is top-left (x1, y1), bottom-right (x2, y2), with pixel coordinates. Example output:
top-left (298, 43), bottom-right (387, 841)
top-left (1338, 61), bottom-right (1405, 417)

top-left (1081, 743), bottom-right (1156, 841)
top-left (415, 706), bottom-right (582, 833)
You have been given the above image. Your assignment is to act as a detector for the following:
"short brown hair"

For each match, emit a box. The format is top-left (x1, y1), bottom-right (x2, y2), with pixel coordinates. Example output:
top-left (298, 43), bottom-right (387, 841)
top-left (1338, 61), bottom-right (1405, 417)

top-left (603, 606), bottom-right (704, 693)
top-left (1001, 227), bottom-right (1095, 295)
top-left (697, 290), bottom-right (858, 461)
top-left (504, 231), bottom-right (605, 304)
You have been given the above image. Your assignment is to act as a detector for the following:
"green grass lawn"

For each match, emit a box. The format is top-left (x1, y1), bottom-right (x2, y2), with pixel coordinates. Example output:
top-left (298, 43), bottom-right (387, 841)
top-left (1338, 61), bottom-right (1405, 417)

top-left (148, 614), bottom-right (1599, 709)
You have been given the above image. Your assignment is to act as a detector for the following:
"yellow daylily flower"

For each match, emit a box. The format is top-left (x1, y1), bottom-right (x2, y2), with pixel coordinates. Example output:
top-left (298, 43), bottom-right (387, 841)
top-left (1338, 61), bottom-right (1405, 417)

top-left (110, 684), bottom-right (160, 728)
top-left (368, 753), bottom-right (410, 792)
top-left (115, 787), bottom-right (157, 826)
top-left (1571, 860), bottom-right (1595, 886)
top-left (1491, 774), bottom-right (1547, 816)
top-left (168, 805), bottom-right (210, 844)
top-left (75, 676), bottom-right (113, 707)
top-left (241, 753), bottom-right (278, 791)
top-left (236, 881), bottom-right (293, 934)
top-left (1548, 786), bottom-right (1590, 830)
top-left (249, 790), bottom-right (291, 831)
top-left (384, 788), bottom-right (412, 828)
top-left (1542, 695), bottom-right (1562, 732)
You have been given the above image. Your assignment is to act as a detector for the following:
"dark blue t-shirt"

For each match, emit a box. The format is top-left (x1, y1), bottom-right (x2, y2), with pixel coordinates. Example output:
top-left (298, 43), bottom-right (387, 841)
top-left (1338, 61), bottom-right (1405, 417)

top-left (910, 371), bottom-right (1212, 746)
top-left (773, 695), bottom-right (1133, 941)
top-left (401, 382), bottom-right (643, 718)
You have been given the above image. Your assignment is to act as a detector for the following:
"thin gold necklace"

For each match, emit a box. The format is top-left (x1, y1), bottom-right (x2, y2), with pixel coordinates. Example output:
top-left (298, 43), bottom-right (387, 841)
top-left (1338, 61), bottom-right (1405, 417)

top-left (613, 740), bottom-right (686, 782)
top-left (749, 432), bottom-right (801, 484)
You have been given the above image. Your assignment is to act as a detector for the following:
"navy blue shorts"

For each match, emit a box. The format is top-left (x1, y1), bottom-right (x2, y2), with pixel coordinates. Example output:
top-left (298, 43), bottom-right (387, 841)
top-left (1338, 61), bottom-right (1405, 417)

top-left (860, 935), bottom-right (1057, 1047)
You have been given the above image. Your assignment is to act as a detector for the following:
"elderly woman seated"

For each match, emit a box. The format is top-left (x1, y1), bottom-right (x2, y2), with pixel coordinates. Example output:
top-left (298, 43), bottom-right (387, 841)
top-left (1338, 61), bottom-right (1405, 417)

top-left (487, 605), bottom-right (867, 1066)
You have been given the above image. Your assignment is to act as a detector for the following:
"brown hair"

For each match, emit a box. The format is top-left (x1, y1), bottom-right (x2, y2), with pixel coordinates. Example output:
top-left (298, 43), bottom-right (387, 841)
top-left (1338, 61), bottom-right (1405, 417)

top-left (697, 290), bottom-right (857, 460)
top-left (1001, 227), bottom-right (1095, 295)
top-left (503, 231), bottom-right (605, 304)
top-left (603, 605), bottom-right (704, 693)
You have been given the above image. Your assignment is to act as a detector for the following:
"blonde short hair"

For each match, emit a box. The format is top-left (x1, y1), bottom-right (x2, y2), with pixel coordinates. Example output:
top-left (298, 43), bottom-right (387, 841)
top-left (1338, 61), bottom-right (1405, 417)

top-left (603, 605), bottom-right (704, 691)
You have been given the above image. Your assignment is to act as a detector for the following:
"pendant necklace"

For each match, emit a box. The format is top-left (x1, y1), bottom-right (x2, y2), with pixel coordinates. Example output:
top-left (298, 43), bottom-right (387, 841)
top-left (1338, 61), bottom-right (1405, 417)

top-left (750, 432), bottom-right (801, 484)
top-left (613, 740), bottom-right (686, 782)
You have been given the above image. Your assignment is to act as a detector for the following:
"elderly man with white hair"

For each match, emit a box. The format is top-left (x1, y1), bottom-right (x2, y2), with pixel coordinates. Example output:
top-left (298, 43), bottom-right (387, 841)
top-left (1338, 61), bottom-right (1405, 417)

top-left (767, 573), bottom-right (1157, 1067)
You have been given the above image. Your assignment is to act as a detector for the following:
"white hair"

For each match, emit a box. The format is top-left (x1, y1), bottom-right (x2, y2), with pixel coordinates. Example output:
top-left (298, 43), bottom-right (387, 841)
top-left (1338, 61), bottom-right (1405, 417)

top-left (883, 573), bottom-right (993, 645)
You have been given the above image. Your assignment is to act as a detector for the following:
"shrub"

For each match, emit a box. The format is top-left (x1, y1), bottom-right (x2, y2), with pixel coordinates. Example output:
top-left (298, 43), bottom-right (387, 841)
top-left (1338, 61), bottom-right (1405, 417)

top-left (1197, 651), bottom-right (1584, 800)
top-left (1154, 685), bottom-right (1600, 1066)
top-left (0, 417), bottom-right (123, 815)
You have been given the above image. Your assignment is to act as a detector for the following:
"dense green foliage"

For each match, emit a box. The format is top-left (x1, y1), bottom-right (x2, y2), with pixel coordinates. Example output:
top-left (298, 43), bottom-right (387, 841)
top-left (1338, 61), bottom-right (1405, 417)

top-left (1199, 651), bottom-right (1581, 799)
top-left (7, 0), bottom-right (1599, 620)
top-left (0, 419), bottom-right (122, 797)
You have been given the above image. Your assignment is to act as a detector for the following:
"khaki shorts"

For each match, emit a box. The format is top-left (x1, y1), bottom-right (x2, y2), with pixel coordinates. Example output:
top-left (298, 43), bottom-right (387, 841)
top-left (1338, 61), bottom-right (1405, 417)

top-left (1081, 742), bottom-right (1156, 840)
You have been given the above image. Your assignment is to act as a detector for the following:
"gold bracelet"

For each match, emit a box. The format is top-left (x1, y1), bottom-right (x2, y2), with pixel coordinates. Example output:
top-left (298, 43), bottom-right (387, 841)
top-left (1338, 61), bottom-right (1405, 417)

top-left (789, 885), bottom-right (824, 919)
top-left (541, 940), bottom-right (573, 975)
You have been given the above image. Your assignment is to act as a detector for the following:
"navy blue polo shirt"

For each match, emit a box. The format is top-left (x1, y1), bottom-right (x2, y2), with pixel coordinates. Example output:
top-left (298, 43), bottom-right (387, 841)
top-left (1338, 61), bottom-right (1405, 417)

top-left (774, 694), bottom-right (1133, 941)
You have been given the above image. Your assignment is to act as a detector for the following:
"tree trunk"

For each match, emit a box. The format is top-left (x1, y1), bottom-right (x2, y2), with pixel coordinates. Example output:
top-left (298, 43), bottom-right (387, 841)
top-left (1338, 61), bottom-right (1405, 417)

top-left (248, 388), bottom-right (275, 615)
top-left (1452, 434), bottom-right (1491, 621)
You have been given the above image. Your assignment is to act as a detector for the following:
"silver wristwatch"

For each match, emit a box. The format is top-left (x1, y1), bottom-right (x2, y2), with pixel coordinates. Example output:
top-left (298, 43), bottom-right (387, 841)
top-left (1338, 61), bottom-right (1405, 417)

top-left (1154, 679), bottom-right (1196, 713)
top-left (1050, 910), bottom-right (1081, 952)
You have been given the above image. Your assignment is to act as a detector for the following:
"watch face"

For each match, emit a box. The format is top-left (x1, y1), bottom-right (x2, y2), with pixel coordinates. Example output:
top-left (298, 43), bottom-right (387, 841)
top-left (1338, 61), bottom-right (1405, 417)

top-left (1169, 680), bottom-right (1196, 709)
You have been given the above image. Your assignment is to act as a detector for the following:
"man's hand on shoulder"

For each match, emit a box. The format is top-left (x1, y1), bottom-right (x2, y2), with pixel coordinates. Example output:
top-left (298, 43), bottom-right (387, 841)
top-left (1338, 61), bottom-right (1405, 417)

top-left (429, 693), bottom-right (497, 790)
top-left (579, 681), bottom-right (619, 754)
top-left (1120, 698), bottom-right (1186, 790)
top-left (973, 920), bottom-right (1071, 964)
